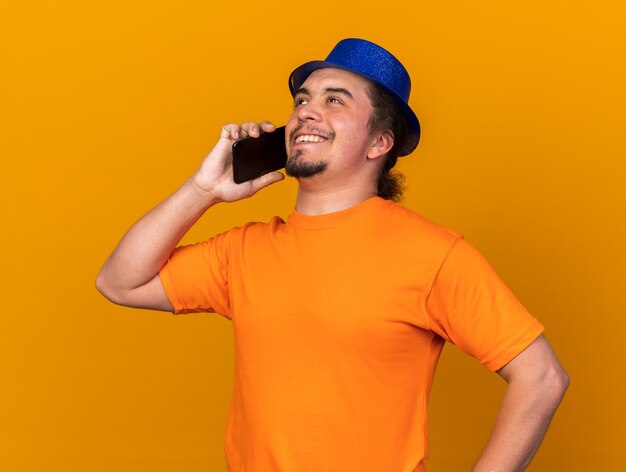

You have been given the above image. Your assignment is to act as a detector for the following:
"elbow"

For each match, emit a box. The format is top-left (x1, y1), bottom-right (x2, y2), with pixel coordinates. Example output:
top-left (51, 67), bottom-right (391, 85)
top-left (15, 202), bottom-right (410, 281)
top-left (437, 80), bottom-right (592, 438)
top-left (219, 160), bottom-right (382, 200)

top-left (95, 271), bottom-right (106, 296)
top-left (544, 362), bottom-right (570, 408)
top-left (556, 364), bottom-right (570, 398)
top-left (95, 271), bottom-right (113, 301)
top-left (95, 270), bottom-right (123, 305)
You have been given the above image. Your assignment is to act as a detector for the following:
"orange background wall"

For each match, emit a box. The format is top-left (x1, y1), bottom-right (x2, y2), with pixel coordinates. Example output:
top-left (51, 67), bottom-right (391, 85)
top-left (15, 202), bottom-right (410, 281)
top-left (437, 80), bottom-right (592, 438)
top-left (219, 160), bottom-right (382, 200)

top-left (1, 1), bottom-right (624, 470)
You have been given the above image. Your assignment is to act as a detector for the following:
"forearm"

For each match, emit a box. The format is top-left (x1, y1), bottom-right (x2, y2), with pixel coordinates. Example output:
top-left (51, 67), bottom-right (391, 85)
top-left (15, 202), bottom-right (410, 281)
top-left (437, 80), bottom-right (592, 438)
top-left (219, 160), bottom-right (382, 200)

top-left (473, 361), bottom-right (569, 471)
top-left (96, 121), bottom-right (283, 307)
top-left (96, 177), bottom-right (218, 296)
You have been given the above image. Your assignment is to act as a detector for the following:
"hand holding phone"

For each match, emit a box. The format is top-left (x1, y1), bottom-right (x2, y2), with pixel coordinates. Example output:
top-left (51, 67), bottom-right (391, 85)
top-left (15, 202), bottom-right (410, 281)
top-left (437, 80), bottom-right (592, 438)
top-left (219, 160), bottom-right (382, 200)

top-left (232, 126), bottom-right (288, 184)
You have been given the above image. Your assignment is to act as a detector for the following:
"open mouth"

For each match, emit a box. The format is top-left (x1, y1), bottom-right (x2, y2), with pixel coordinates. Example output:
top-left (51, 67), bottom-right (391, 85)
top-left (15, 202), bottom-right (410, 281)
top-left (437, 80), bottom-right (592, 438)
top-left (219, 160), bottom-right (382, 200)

top-left (294, 134), bottom-right (327, 144)
top-left (290, 126), bottom-right (334, 146)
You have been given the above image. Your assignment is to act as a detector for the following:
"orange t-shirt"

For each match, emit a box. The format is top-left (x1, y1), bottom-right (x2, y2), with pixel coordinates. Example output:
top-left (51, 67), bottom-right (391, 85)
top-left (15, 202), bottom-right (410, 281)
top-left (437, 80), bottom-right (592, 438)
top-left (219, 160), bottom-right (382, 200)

top-left (159, 197), bottom-right (544, 472)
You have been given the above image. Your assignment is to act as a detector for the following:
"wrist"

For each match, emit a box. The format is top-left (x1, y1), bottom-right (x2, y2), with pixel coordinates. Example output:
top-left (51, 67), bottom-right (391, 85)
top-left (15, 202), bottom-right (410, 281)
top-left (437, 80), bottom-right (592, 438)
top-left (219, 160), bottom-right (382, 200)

top-left (186, 175), bottom-right (222, 208)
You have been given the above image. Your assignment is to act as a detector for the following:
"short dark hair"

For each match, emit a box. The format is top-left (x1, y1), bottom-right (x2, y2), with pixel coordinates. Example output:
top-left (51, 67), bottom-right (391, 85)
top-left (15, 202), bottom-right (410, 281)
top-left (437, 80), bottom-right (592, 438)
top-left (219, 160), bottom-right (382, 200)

top-left (366, 82), bottom-right (409, 202)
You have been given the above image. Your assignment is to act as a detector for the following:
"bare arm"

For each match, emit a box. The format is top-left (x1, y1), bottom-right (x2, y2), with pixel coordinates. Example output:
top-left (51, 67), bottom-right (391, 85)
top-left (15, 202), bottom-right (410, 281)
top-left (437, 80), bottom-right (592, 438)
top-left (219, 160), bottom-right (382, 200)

top-left (472, 335), bottom-right (569, 471)
top-left (95, 121), bottom-right (284, 311)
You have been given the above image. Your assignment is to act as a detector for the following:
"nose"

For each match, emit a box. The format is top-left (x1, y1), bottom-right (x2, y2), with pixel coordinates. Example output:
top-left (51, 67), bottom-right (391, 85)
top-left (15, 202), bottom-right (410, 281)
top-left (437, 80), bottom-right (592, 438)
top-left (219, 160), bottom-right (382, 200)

top-left (297, 99), bottom-right (322, 122)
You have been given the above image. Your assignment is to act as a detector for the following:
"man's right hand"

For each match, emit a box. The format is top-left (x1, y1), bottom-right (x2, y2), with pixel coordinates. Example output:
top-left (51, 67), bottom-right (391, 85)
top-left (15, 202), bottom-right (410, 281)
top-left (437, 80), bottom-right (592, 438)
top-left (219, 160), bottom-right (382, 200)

top-left (96, 120), bottom-right (285, 312)
top-left (190, 120), bottom-right (285, 204)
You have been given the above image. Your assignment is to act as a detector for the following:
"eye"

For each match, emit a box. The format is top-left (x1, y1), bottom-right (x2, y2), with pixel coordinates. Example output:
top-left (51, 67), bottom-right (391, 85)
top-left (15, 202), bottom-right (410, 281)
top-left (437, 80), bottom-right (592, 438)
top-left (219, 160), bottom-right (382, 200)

top-left (327, 95), bottom-right (343, 105)
top-left (294, 96), bottom-right (308, 107)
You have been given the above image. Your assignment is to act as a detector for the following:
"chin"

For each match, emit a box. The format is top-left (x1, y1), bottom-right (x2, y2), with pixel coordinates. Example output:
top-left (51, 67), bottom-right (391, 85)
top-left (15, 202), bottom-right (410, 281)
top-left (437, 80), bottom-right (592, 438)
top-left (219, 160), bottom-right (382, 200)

top-left (285, 152), bottom-right (328, 178)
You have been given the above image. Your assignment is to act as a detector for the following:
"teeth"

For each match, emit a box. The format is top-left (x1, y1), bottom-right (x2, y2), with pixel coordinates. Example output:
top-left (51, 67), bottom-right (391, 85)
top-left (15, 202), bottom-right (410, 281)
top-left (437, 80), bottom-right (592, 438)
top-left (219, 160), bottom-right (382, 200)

top-left (295, 135), bottom-right (325, 143)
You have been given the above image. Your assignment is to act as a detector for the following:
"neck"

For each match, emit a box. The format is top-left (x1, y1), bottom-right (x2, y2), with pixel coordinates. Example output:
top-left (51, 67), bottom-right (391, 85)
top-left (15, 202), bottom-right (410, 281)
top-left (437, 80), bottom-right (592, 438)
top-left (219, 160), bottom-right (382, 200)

top-left (294, 180), bottom-right (378, 215)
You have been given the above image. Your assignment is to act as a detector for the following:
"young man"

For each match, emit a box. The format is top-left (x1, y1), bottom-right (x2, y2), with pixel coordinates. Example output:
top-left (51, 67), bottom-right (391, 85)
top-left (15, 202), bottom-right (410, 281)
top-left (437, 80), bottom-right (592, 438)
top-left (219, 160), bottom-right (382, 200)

top-left (97, 39), bottom-right (568, 471)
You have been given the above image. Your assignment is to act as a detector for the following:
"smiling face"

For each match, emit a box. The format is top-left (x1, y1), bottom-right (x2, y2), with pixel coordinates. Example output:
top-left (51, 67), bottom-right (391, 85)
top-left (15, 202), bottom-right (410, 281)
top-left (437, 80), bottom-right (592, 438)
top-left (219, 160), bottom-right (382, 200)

top-left (285, 68), bottom-right (386, 182)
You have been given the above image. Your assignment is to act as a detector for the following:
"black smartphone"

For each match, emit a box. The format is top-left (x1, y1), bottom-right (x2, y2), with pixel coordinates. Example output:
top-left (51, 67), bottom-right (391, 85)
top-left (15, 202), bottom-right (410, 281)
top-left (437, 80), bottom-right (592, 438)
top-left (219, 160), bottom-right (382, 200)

top-left (232, 126), bottom-right (288, 184)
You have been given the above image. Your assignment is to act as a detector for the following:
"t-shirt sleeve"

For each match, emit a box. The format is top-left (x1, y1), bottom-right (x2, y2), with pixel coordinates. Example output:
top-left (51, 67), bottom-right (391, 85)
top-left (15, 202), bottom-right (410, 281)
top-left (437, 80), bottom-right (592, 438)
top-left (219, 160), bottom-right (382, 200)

top-left (425, 237), bottom-right (544, 371)
top-left (158, 231), bottom-right (233, 318)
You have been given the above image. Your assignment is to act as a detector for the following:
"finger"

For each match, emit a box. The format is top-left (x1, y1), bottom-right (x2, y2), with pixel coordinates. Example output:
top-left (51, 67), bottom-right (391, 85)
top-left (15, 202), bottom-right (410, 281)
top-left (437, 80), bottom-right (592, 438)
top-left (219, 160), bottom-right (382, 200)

top-left (240, 121), bottom-right (261, 138)
top-left (259, 121), bottom-right (276, 133)
top-left (221, 123), bottom-right (241, 140)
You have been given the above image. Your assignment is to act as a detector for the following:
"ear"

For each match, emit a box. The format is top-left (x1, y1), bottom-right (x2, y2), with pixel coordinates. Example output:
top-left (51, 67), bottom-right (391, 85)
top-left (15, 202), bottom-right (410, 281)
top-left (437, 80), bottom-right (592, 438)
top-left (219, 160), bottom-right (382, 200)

top-left (367, 130), bottom-right (394, 160)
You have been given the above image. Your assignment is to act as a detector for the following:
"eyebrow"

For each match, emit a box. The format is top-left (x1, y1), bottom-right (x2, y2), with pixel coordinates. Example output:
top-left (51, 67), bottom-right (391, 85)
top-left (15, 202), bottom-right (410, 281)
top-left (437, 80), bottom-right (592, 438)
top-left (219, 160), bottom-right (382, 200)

top-left (294, 87), bottom-right (354, 100)
top-left (325, 87), bottom-right (353, 99)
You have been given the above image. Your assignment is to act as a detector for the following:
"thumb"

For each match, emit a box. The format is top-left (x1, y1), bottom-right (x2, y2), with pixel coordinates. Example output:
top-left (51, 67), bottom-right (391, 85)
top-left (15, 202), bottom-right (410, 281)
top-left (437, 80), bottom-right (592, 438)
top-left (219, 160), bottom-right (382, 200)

top-left (248, 171), bottom-right (285, 195)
